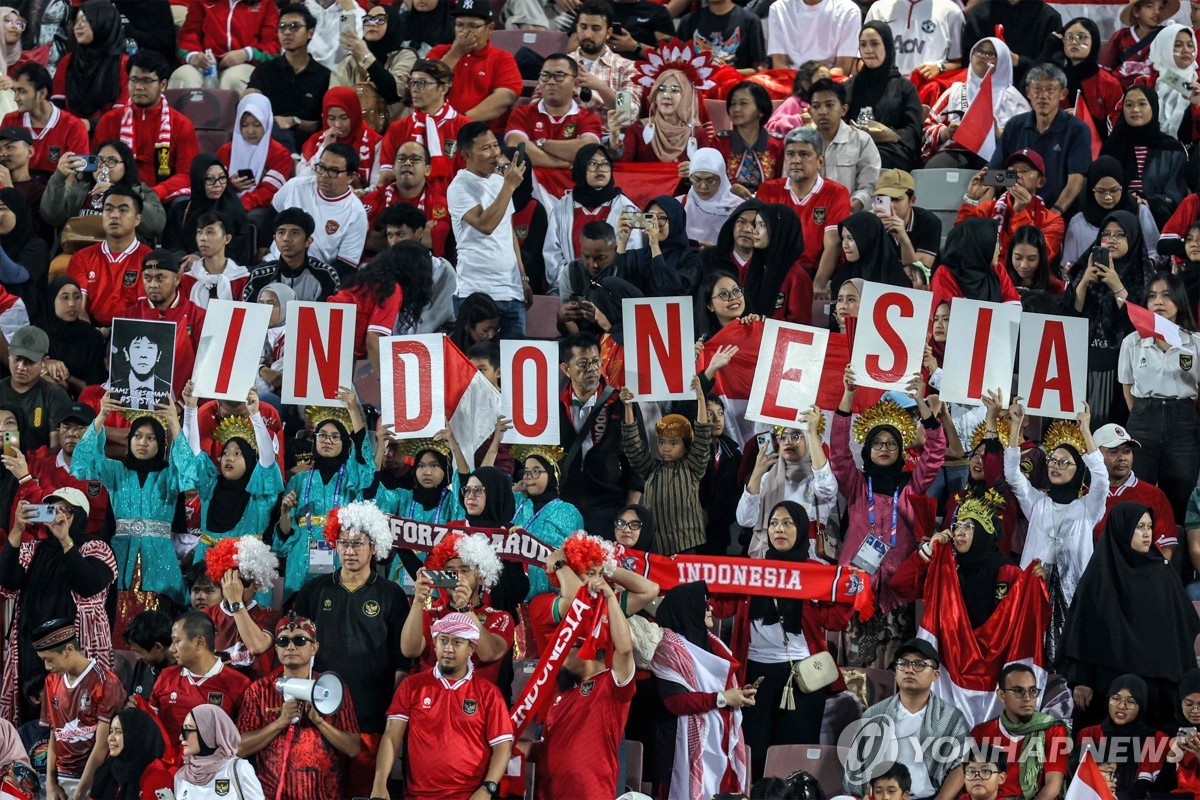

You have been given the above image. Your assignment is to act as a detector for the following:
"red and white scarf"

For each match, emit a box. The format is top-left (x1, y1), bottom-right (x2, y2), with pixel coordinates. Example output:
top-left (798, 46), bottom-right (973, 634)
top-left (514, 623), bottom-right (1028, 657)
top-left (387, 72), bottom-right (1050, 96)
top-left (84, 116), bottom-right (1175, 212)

top-left (412, 102), bottom-right (457, 158)
top-left (119, 96), bottom-right (172, 151)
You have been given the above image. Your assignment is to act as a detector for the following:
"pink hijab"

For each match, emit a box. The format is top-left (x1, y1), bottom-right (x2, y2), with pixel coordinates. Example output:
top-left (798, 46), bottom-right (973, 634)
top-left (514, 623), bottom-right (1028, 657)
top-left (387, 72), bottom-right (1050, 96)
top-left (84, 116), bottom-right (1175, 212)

top-left (178, 705), bottom-right (241, 786)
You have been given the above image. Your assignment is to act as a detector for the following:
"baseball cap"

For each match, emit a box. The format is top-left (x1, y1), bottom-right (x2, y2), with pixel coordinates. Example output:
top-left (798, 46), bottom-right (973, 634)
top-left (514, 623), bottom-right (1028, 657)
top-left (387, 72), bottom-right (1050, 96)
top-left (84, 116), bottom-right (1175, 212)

top-left (43, 487), bottom-right (91, 517)
top-left (142, 248), bottom-right (181, 273)
top-left (895, 637), bottom-right (940, 668)
top-left (451, 0), bottom-right (492, 20)
top-left (875, 169), bottom-right (916, 199)
top-left (1093, 423), bottom-right (1141, 449)
top-left (9, 325), bottom-right (48, 362)
top-left (60, 402), bottom-right (96, 427)
top-left (0, 126), bottom-right (31, 145)
top-left (1005, 148), bottom-right (1045, 175)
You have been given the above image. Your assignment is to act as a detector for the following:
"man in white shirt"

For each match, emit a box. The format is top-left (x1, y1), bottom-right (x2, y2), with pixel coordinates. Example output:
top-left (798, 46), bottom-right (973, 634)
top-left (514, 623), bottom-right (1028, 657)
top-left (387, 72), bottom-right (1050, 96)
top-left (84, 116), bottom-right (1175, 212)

top-left (271, 142), bottom-right (368, 278)
top-left (865, 0), bottom-right (964, 78)
top-left (304, 0), bottom-right (365, 70)
top-left (447, 121), bottom-right (531, 339)
top-left (767, 0), bottom-right (859, 73)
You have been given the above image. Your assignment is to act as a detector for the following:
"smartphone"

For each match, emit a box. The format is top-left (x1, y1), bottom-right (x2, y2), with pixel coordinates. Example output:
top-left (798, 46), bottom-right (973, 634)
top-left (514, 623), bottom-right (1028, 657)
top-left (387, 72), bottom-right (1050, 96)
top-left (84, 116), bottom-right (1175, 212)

top-left (615, 90), bottom-right (634, 123)
top-left (873, 195), bottom-right (892, 216)
top-left (624, 212), bottom-right (644, 230)
top-left (2, 431), bottom-right (18, 458)
top-left (642, 212), bottom-right (656, 229)
top-left (1091, 245), bottom-right (1111, 269)
top-left (982, 168), bottom-right (1018, 189)
top-left (515, 140), bottom-right (527, 167)
top-left (756, 432), bottom-right (776, 457)
top-left (27, 504), bottom-right (56, 524)
top-left (1182, 727), bottom-right (1199, 738)
top-left (237, 168), bottom-right (254, 181)
top-left (340, 11), bottom-right (356, 35)
top-left (1163, 70), bottom-right (1194, 96)
top-left (425, 569), bottom-right (460, 589)
top-left (75, 154), bottom-right (98, 174)
top-left (750, 676), bottom-right (766, 689)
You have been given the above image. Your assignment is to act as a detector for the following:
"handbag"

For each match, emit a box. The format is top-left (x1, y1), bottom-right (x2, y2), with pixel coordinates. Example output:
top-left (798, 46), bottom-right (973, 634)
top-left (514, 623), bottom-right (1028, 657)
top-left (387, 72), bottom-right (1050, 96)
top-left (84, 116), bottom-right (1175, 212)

top-left (59, 214), bottom-right (105, 255)
top-left (776, 599), bottom-right (838, 710)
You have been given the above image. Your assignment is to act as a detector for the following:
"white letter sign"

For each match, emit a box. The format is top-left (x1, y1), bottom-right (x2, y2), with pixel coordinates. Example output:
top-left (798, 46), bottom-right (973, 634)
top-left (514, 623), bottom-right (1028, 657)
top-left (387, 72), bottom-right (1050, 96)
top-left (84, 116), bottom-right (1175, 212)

top-left (380, 334), bottom-right (445, 437)
top-left (1017, 313), bottom-right (1088, 419)
top-left (849, 282), bottom-right (933, 391)
top-left (192, 300), bottom-right (272, 402)
top-left (282, 301), bottom-right (356, 407)
top-left (746, 320), bottom-right (828, 427)
top-left (939, 298), bottom-right (1020, 407)
top-left (501, 340), bottom-right (559, 444)
top-left (622, 296), bottom-right (695, 402)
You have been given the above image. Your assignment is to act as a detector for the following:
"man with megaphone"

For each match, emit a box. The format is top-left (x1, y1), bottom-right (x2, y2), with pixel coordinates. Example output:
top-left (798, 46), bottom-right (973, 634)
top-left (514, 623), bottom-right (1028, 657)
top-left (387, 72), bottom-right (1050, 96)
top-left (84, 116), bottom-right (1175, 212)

top-left (236, 614), bottom-right (362, 800)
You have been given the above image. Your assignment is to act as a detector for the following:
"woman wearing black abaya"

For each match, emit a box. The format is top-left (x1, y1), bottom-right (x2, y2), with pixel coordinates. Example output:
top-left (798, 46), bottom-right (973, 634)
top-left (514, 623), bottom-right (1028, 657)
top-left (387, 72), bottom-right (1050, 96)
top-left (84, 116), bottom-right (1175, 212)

top-left (931, 218), bottom-right (1021, 310)
top-left (58, 0), bottom-right (128, 126)
top-left (1061, 502), bottom-right (1200, 729)
top-left (831, 211), bottom-right (908, 296)
top-left (44, 277), bottom-right (106, 393)
top-left (90, 707), bottom-right (173, 800)
top-left (162, 154), bottom-right (252, 264)
top-left (0, 188), bottom-right (47, 321)
top-left (1100, 85), bottom-right (1188, 228)
top-left (744, 203), bottom-right (813, 324)
top-left (395, 0), bottom-right (454, 57)
top-left (845, 21), bottom-right (924, 170)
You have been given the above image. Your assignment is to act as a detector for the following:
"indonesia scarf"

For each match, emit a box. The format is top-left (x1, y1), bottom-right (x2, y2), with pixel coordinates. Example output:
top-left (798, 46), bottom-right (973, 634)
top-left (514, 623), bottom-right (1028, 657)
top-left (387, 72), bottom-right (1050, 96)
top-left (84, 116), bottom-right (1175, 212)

top-left (413, 102), bottom-right (457, 158)
top-left (120, 97), bottom-right (172, 179)
top-left (1000, 711), bottom-right (1064, 799)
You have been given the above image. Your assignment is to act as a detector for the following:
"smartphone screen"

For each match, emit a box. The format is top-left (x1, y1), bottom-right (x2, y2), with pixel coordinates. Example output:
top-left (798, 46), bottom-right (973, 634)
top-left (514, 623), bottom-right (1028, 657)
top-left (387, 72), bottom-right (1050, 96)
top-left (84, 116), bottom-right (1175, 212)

top-left (873, 195), bottom-right (892, 216)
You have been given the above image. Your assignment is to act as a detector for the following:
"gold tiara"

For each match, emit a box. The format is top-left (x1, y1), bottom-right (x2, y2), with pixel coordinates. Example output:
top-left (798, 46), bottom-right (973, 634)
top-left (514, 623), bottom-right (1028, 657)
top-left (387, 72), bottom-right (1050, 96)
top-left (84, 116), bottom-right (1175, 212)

top-left (396, 437), bottom-right (452, 460)
top-left (1041, 419), bottom-right (1086, 456)
top-left (121, 409), bottom-right (168, 428)
top-left (305, 405), bottom-right (352, 432)
top-left (213, 416), bottom-right (257, 451)
top-left (968, 417), bottom-right (1010, 452)
top-left (953, 487), bottom-right (1006, 536)
top-left (512, 444), bottom-right (566, 466)
top-left (852, 399), bottom-right (918, 450)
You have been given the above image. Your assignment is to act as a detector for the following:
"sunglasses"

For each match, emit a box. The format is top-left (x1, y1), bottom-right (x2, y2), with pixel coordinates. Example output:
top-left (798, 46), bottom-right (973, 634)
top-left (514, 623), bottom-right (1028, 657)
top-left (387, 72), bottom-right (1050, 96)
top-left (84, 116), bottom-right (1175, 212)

top-left (275, 635), bottom-right (312, 648)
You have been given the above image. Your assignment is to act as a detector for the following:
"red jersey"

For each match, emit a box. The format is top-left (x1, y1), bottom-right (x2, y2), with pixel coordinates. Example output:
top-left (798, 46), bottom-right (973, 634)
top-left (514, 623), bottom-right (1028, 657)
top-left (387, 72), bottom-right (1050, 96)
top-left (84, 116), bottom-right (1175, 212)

top-left (378, 104), bottom-right (471, 185)
top-left (537, 669), bottom-right (635, 800)
top-left (1178, 752), bottom-right (1200, 796)
top-left (756, 176), bottom-right (851, 273)
top-left (1097, 473), bottom-right (1178, 549)
top-left (237, 669), bottom-right (359, 800)
top-left (122, 293), bottom-right (207, 394)
top-left (176, 0), bottom-right (281, 59)
top-left (417, 601), bottom-right (514, 686)
top-left (1, 107), bottom-right (89, 177)
top-left (327, 284), bottom-right (403, 358)
top-left (360, 183), bottom-right (451, 259)
top-left (216, 138), bottom-right (293, 212)
top-left (27, 448), bottom-right (109, 538)
top-left (385, 666), bottom-right (514, 800)
top-left (150, 661), bottom-right (251, 743)
top-left (92, 102), bottom-right (200, 202)
top-left (42, 661), bottom-right (125, 778)
top-left (1161, 193), bottom-right (1200, 245)
top-left (972, 717), bottom-right (1070, 799)
top-left (504, 100), bottom-right (602, 147)
top-left (955, 196), bottom-right (1065, 267)
top-left (67, 239), bottom-right (153, 326)
top-left (929, 258), bottom-right (1022, 312)
top-left (195, 400), bottom-right (286, 472)
top-left (205, 602), bottom-right (280, 680)
top-left (426, 43), bottom-right (523, 135)
top-left (1077, 724), bottom-right (1169, 784)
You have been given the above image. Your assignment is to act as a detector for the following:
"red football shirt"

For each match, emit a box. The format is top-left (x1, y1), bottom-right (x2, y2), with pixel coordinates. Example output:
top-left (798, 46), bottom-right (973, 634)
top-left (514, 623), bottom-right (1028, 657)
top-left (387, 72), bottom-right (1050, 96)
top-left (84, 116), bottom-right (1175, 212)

top-left (386, 667), bottom-right (514, 799)
top-left (28, 448), bottom-right (109, 538)
top-left (42, 661), bottom-right (126, 778)
top-left (417, 601), bottom-right (514, 687)
top-left (122, 294), bottom-right (207, 395)
top-left (205, 602), bottom-right (280, 680)
top-left (972, 717), bottom-right (1069, 799)
top-left (426, 43), bottom-right (523, 134)
top-left (1097, 473), bottom-right (1178, 548)
top-left (1, 107), bottom-right (89, 177)
top-left (66, 239), bottom-right (153, 326)
top-left (150, 661), bottom-right (251, 743)
top-left (504, 100), bottom-right (602, 146)
top-left (360, 183), bottom-right (451, 259)
top-left (378, 107), bottom-right (471, 184)
top-left (756, 175), bottom-right (851, 273)
top-left (537, 669), bottom-right (635, 800)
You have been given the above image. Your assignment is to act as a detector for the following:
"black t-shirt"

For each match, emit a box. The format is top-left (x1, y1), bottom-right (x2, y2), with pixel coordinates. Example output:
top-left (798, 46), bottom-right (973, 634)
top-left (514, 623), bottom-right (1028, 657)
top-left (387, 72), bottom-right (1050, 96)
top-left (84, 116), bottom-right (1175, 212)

top-left (908, 206), bottom-right (943, 261)
top-left (608, 1), bottom-right (676, 57)
top-left (292, 572), bottom-right (410, 734)
top-left (677, 6), bottom-right (766, 70)
top-left (246, 55), bottom-right (331, 123)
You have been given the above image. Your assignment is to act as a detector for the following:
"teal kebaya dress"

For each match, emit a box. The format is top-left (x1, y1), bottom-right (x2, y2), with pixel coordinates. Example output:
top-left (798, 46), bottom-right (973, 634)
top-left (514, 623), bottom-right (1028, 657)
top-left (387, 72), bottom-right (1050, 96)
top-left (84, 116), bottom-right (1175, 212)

top-left (513, 492), bottom-right (584, 600)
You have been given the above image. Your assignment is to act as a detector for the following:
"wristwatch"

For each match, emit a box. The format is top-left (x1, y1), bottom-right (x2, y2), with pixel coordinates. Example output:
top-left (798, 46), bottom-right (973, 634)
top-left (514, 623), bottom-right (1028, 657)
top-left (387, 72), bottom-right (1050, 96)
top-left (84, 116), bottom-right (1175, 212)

top-left (535, 138), bottom-right (546, 148)
top-left (482, 781), bottom-right (500, 796)
top-left (551, 559), bottom-right (567, 572)
top-left (715, 692), bottom-right (728, 709)
top-left (228, 602), bottom-right (244, 613)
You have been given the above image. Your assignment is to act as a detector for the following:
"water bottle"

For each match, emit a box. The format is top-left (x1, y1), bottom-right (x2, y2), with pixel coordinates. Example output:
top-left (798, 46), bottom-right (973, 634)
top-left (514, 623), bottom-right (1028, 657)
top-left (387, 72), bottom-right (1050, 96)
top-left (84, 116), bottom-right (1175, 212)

top-left (202, 48), bottom-right (218, 89)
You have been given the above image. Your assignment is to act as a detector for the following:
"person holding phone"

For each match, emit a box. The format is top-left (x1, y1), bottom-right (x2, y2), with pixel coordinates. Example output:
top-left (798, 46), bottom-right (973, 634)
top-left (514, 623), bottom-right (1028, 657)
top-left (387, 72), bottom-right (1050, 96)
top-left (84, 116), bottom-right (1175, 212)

top-left (1167, 669), bottom-right (1200, 793)
top-left (958, 149), bottom-right (1065, 267)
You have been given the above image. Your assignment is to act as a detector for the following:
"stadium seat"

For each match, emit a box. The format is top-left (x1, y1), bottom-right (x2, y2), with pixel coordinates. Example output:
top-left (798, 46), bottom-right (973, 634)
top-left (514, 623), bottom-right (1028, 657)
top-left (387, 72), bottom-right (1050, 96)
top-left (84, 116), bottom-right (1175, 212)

top-left (525, 295), bottom-right (561, 339)
top-left (354, 359), bottom-right (381, 408)
top-left (763, 744), bottom-right (845, 797)
top-left (165, 87), bottom-right (239, 133)
top-left (812, 298), bottom-right (830, 325)
top-left (705, 98), bottom-right (731, 132)
top-left (912, 167), bottom-right (972, 234)
top-left (621, 740), bottom-right (644, 795)
top-left (197, 128), bottom-right (233, 154)
top-left (490, 30), bottom-right (569, 59)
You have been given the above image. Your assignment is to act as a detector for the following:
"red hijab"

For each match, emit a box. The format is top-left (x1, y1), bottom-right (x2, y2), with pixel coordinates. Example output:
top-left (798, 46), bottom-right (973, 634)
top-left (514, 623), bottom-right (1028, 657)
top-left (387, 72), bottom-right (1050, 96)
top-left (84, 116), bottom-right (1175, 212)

top-left (301, 86), bottom-right (381, 181)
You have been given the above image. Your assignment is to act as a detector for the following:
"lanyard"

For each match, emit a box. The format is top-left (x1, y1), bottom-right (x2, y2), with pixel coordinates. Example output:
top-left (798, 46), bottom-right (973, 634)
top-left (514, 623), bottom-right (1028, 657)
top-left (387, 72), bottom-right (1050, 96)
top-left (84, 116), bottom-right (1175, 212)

top-left (302, 464), bottom-right (345, 531)
top-left (866, 477), bottom-right (900, 548)
top-left (407, 488), bottom-right (448, 523)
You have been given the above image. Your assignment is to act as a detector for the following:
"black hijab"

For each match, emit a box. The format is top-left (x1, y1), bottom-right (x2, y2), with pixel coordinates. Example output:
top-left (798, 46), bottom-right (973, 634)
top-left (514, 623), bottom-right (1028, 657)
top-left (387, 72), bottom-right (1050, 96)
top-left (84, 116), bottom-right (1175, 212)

top-left (940, 217), bottom-right (1001, 302)
top-left (90, 707), bottom-right (165, 800)
top-left (862, 424), bottom-right (911, 497)
top-left (833, 212), bottom-right (907, 290)
top-left (0, 188), bottom-right (33, 260)
top-left (0, 403), bottom-right (27, 521)
top-left (701, 198), bottom-right (763, 276)
top-left (411, 447), bottom-right (451, 511)
top-left (45, 276), bottom-right (105, 379)
top-left (951, 512), bottom-right (1012, 628)
top-left (204, 436), bottom-right (255, 534)
top-left (1082, 156), bottom-right (1136, 229)
top-left (524, 454), bottom-right (559, 512)
top-left (1180, 221), bottom-right (1200, 309)
top-left (1099, 673), bottom-right (1155, 792)
top-left (587, 276), bottom-right (642, 346)
top-left (1101, 85), bottom-right (1187, 166)
top-left (312, 420), bottom-right (351, 483)
top-left (846, 21), bottom-right (902, 123)
top-left (123, 416), bottom-right (168, 482)
top-left (1180, 668), bottom-right (1200, 725)
top-left (365, 3), bottom-right (404, 61)
top-left (656, 581), bottom-right (711, 652)
top-left (571, 144), bottom-right (621, 208)
top-left (1045, 444), bottom-right (1086, 505)
top-left (1054, 17), bottom-right (1102, 101)
top-left (1061, 503), bottom-right (1200, 685)
top-left (396, 0), bottom-right (453, 51)
top-left (463, 466), bottom-right (514, 528)
top-left (617, 503), bottom-right (656, 554)
top-left (1093, 210), bottom-right (1150, 283)
top-left (748, 501), bottom-right (810, 634)
top-left (181, 154), bottom-right (249, 241)
top-left (744, 203), bottom-right (802, 317)
top-left (65, 0), bottom-right (126, 117)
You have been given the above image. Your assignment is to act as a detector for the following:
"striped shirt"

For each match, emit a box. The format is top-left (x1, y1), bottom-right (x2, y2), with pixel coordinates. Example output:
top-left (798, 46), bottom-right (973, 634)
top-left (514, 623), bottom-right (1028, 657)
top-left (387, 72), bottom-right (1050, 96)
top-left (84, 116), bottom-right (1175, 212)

top-left (622, 422), bottom-right (712, 555)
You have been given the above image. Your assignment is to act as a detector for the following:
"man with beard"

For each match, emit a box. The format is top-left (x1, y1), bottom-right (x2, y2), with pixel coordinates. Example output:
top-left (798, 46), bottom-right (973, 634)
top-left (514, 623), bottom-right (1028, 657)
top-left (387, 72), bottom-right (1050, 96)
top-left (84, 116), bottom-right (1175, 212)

top-left (124, 249), bottom-right (206, 399)
top-left (971, 663), bottom-right (1069, 800)
top-left (26, 402), bottom-right (109, 537)
top-left (559, 1), bottom-right (640, 137)
top-left (520, 571), bottom-right (635, 798)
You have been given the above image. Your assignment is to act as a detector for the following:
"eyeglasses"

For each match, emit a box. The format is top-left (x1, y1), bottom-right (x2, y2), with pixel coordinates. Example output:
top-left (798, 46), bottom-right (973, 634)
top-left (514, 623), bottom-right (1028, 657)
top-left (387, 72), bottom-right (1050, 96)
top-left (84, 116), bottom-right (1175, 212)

top-left (1063, 33), bottom-right (1091, 44)
top-left (336, 538), bottom-right (369, 550)
top-left (894, 658), bottom-right (933, 672)
top-left (1093, 186), bottom-right (1121, 198)
top-left (204, 175), bottom-right (228, 186)
top-left (778, 432), bottom-right (803, 443)
top-left (1100, 231), bottom-right (1128, 242)
top-left (275, 635), bottom-right (312, 648)
top-left (965, 769), bottom-right (997, 780)
top-left (712, 287), bottom-right (744, 302)
top-left (871, 440), bottom-right (899, 452)
top-left (734, 217), bottom-right (766, 231)
top-left (538, 70), bottom-right (571, 83)
top-left (462, 486), bottom-right (486, 497)
top-left (395, 155), bottom-right (426, 166)
top-left (951, 520), bottom-right (976, 533)
top-left (180, 726), bottom-right (200, 739)
top-left (656, 85), bottom-right (684, 95)
top-left (3, 17), bottom-right (23, 29)
top-left (455, 20), bottom-right (487, 30)
top-left (315, 432), bottom-right (342, 443)
top-left (1001, 686), bottom-right (1040, 699)
top-left (524, 467), bottom-right (547, 478)
top-left (407, 79), bottom-right (442, 91)
top-left (1045, 457), bottom-right (1076, 468)
top-left (645, 213), bottom-right (669, 223)
top-left (613, 519), bottom-right (643, 530)
top-left (363, 14), bottom-right (389, 25)
top-left (314, 163), bottom-right (351, 178)
top-left (1182, 699), bottom-right (1200, 710)
top-left (277, 21), bottom-right (307, 31)
top-left (586, 160), bottom-right (611, 171)
top-left (974, 49), bottom-right (998, 61)
top-left (1110, 695), bottom-right (1139, 708)
top-left (571, 358), bottom-right (601, 371)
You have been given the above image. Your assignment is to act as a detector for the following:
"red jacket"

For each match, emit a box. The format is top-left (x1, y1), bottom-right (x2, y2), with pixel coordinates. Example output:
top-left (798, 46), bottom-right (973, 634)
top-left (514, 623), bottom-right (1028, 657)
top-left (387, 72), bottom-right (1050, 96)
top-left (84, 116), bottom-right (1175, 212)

top-left (93, 102), bottom-right (200, 202)
top-left (176, 0), bottom-right (280, 60)
top-left (956, 195), bottom-right (1065, 269)
top-left (216, 138), bottom-right (293, 211)
top-left (930, 261), bottom-right (1022, 313)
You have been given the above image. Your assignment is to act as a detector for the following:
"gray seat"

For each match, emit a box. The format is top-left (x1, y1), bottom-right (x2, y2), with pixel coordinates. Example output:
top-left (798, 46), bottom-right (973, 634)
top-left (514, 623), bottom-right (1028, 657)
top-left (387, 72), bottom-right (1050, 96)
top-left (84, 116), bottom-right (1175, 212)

top-left (912, 167), bottom-right (975, 214)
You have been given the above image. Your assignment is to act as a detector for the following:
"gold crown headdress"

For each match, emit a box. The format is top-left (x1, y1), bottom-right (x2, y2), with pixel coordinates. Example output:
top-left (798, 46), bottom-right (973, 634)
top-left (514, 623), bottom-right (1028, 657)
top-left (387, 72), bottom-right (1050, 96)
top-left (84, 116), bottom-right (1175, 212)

top-left (305, 405), bottom-right (352, 432)
top-left (852, 399), bottom-right (918, 450)
top-left (395, 437), bottom-right (452, 460)
top-left (121, 408), bottom-right (168, 428)
top-left (1041, 419), bottom-right (1086, 456)
top-left (952, 487), bottom-right (1006, 536)
top-left (513, 444), bottom-right (566, 479)
top-left (776, 416), bottom-right (826, 440)
top-left (968, 417), bottom-right (1010, 452)
top-left (213, 416), bottom-right (257, 453)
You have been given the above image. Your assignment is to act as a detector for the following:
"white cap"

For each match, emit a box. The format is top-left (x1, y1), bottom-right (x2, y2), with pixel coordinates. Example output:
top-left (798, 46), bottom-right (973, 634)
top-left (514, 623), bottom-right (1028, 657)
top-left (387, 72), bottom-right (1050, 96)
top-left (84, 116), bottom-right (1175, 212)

top-left (43, 487), bottom-right (90, 517)
top-left (1093, 423), bottom-right (1140, 450)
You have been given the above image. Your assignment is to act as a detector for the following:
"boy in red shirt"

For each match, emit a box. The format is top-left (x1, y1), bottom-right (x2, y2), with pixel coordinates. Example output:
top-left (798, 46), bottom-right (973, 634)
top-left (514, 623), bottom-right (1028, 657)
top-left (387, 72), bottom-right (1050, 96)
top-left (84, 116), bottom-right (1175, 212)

top-left (66, 186), bottom-right (152, 327)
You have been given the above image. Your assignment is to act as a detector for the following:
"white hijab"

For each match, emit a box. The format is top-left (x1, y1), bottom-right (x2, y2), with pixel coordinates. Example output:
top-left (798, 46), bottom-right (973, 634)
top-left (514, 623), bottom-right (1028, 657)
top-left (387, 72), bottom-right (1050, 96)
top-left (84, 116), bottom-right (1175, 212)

top-left (1151, 23), bottom-right (1198, 136)
top-left (229, 94), bottom-right (275, 190)
top-left (966, 37), bottom-right (1013, 107)
top-left (685, 148), bottom-right (740, 245)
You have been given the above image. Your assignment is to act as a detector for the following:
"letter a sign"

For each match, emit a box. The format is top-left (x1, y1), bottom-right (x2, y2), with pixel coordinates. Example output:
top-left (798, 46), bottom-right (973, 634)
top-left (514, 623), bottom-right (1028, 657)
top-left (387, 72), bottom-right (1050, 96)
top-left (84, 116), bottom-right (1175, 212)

top-left (1017, 314), bottom-right (1087, 419)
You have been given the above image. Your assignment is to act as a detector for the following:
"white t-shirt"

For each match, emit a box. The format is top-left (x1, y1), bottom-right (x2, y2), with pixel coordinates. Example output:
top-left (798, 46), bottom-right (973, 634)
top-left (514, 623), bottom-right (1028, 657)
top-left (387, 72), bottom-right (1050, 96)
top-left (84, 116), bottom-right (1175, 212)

top-left (270, 175), bottom-right (368, 269)
top-left (175, 757), bottom-right (265, 800)
top-left (766, 0), bottom-right (860, 67)
top-left (894, 704), bottom-right (936, 799)
top-left (447, 169), bottom-right (523, 301)
top-left (864, 0), bottom-right (964, 75)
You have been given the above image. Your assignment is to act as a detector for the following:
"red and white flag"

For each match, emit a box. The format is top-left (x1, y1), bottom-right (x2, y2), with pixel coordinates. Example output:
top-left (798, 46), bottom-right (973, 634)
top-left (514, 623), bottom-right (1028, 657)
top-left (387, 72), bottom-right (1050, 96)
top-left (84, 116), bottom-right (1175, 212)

top-left (951, 67), bottom-right (996, 161)
top-left (532, 162), bottom-right (683, 210)
top-left (1075, 91), bottom-right (1103, 159)
top-left (1065, 751), bottom-right (1118, 800)
top-left (443, 336), bottom-right (501, 466)
top-left (1126, 301), bottom-right (1184, 348)
top-left (917, 545), bottom-right (1051, 729)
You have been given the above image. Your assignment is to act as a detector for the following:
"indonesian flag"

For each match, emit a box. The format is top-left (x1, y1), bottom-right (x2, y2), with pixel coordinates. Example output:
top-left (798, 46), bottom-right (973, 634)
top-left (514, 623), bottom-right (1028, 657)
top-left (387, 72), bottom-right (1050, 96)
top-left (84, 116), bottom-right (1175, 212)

top-left (1065, 751), bottom-right (1118, 800)
top-left (1075, 91), bottom-right (1103, 159)
top-left (532, 162), bottom-right (683, 211)
top-left (951, 67), bottom-right (997, 161)
top-left (443, 336), bottom-right (501, 467)
top-left (1126, 301), bottom-right (1185, 349)
top-left (917, 545), bottom-right (1051, 729)
top-left (0, 781), bottom-right (31, 800)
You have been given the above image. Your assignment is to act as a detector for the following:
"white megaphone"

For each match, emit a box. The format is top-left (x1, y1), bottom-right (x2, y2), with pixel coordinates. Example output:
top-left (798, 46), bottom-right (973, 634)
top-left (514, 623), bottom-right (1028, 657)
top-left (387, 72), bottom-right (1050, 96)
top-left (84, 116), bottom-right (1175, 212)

top-left (277, 673), bottom-right (345, 723)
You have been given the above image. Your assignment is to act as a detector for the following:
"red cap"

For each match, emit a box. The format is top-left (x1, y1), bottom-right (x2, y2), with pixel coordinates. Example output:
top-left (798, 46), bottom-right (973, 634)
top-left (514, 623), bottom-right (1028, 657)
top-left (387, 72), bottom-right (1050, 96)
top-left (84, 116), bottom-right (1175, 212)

top-left (1005, 148), bottom-right (1044, 175)
top-left (275, 613), bottom-right (317, 640)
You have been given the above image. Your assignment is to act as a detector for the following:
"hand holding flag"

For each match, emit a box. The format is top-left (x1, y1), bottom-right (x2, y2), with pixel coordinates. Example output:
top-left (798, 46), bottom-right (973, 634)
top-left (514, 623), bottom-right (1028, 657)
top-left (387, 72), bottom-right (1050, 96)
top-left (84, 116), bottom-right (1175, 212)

top-left (951, 66), bottom-right (996, 160)
top-left (1126, 301), bottom-right (1184, 349)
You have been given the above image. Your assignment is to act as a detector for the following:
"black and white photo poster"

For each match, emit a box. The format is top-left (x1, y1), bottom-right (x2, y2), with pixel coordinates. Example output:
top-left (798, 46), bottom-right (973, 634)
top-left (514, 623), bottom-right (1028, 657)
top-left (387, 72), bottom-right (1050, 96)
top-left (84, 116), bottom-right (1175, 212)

top-left (109, 318), bottom-right (176, 410)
